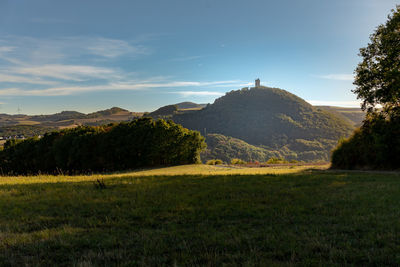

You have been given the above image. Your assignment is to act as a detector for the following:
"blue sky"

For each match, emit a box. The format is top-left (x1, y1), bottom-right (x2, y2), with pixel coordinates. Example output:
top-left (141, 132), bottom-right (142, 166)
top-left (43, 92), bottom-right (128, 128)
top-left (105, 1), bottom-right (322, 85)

top-left (0, 0), bottom-right (398, 114)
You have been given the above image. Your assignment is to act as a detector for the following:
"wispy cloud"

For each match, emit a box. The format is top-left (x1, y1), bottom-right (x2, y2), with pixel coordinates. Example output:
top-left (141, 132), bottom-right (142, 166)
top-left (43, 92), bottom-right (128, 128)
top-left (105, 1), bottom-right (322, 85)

top-left (172, 91), bottom-right (224, 97)
top-left (0, 46), bottom-right (19, 64)
top-left (0, 74), bottom-right (57, 85)
top-left (31, 18), bottom-right (73, 24)
top-left (307, 100), bottom-right (361, 107)
top-left (9, 65), bottom-right (117, 81)
top-left (316, 74), bottom-right (354, 81)
top-left (85, 37), bottom-right (149, 58)
top-left (0, 35), bottom-right (245, 99)
top-left (0, 46), bottom-right (15, 54)
top-left (0, 36), bottom-right (150, 64)
top-left (0, 80), bottom-right (237, 97)
top-left (171, 55), bottom-right (203, 62)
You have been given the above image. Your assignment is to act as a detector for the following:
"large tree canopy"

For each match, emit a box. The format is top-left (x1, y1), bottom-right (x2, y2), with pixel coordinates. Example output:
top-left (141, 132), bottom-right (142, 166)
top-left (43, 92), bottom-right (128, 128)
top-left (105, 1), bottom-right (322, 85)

top-left (332, 6), bottom-right (400, 170)
top-left (353, 6), bottom-right (400, 113)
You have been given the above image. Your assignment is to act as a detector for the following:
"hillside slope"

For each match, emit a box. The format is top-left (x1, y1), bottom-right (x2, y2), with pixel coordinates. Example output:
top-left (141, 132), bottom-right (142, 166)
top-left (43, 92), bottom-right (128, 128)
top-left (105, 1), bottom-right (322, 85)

top-left (173, 86), bottom-right (354, 161)
top-left (201, 133), bottom-right (281, 163)
top-left (175, 102), bottom-right (206, 110)
top-left (315, 106), bottom-right (365, 126)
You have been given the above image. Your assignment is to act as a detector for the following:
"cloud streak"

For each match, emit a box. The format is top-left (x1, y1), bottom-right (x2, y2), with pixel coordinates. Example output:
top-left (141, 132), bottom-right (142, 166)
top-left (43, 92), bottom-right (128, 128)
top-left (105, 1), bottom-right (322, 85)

top-left (0, 35), bottom-right (244, 101)
top-left (171, 55), bottom-right (203, 62)
top-left (85, 37), bottom-right (150, 58)
top-left (9, 64), bottom-right (117, 81)
top-left (172, 91), bottom-right (224, 97)
top-left (0, 36), bottom-right (150, 65)
top-left (0, 46), bottom-right (15, 54)
top-left (0, 74), bottom-right (58, 85)
top-left (0, 80), bottom-right (238, 96)
top-left (317, 74), bottom-right (354, 81)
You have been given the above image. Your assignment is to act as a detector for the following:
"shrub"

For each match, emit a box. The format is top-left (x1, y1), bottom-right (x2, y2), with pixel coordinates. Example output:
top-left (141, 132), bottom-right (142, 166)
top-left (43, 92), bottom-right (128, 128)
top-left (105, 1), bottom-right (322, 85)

top-left (331, 112), bottom-right (400, 170)
top-left (266, 157), bottom-right (289, 164)
top-left (206, 159), bottom-right (223, 165)
top-left (231, 158), bottom-right (246, 165)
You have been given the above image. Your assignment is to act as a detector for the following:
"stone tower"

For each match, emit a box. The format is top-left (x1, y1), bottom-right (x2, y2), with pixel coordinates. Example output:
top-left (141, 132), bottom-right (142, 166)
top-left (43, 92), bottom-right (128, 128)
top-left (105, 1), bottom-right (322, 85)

top-left (255, 78), bottom-right (260, 87)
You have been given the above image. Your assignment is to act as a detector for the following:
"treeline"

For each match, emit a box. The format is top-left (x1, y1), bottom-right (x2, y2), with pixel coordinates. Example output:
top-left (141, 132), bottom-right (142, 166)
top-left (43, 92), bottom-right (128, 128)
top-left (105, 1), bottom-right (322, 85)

top-left (0, 118), bottom-right (205, 175)
top-left (331, 111), bottom-right (400, 170)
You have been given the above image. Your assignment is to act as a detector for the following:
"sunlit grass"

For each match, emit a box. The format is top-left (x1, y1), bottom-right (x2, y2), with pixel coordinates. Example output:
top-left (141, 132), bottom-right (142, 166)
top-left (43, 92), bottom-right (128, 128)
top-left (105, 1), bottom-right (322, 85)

top-left (16, 120), bottom-right (41, 125)
top-left (0, 164), bottom-right (329, 185)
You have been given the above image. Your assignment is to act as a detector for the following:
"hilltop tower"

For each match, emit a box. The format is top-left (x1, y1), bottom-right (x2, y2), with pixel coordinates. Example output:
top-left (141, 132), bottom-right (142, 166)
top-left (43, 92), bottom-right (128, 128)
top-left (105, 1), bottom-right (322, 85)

top-left (255, 78), bottom-right (260, 87)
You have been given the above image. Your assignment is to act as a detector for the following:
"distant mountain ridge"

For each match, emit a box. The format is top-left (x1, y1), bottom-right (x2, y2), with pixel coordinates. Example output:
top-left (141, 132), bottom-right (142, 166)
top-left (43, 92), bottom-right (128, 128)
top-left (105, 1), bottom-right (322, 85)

top-left (0, 95), bottom-right (361, 162)
top-left (30, 111), bottom-right (86, 122)
top-left (86, 107), bottom-right (131, 118)
top-left (0, 107), bottom-right (142, 129)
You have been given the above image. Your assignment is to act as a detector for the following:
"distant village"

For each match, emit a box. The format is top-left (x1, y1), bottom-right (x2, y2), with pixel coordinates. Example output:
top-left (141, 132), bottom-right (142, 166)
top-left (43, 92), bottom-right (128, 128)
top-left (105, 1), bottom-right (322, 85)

top-left (0, 135), bottom-right (26, 141)
top-left (0, 135), bottom-right (44, 141)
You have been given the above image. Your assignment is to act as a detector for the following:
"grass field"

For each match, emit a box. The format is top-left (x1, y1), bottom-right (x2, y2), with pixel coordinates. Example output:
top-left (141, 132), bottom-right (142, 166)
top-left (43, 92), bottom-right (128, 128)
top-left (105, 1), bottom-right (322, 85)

top-left (0, 164), bottom-right (399, 266)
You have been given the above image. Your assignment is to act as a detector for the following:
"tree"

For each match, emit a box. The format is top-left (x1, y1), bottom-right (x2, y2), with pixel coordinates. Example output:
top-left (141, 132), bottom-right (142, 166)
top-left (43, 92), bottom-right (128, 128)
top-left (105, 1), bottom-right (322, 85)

top-left (353, 5), bottom-right (400, 114)
top-left (0, 118), bottom-right (206, 175)
top-left (331, 6), bottom-right (400, 170)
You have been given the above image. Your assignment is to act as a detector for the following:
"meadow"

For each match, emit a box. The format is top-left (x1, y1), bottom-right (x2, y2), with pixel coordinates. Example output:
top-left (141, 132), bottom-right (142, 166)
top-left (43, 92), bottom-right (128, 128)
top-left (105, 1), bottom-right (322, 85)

top-left (0, 164), bottom-right (399, 266)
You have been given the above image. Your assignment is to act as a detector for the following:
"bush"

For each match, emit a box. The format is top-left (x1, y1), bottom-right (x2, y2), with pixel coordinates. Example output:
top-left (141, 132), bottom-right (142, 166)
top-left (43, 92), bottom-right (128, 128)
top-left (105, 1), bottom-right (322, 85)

top-left (266, 157), bottom-right (289, 164)
top-left (0, 118), bottom-right (206, 175)
top-left (331, 112), bottom-right (400, 170)
top-left (206, 159), bottom-right (223, 165)
top-left (230, 158), bottom-right (246, 165)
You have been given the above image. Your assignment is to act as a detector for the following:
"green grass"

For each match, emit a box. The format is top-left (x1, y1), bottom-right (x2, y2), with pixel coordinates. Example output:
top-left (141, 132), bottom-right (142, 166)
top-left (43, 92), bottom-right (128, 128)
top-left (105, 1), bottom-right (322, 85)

top-left (0, 165), bottom-right (399, 266)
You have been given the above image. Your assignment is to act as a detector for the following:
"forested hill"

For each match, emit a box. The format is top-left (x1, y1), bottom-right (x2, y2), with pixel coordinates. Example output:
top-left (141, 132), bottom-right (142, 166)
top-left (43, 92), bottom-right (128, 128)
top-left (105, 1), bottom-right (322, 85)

top-left (173, 86), bottom-right (355, 161)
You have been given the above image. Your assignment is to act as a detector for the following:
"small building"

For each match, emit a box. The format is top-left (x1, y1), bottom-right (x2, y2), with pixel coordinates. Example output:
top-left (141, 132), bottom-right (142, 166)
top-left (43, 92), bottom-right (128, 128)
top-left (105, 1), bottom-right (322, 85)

top-left (255, 78), bottom-right (260, 87)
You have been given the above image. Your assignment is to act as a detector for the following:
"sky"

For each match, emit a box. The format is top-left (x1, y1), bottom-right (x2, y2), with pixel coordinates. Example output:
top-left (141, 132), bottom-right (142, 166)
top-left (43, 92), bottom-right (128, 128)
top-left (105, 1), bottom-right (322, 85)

top-left (0, 0), bottom-right (398, 114)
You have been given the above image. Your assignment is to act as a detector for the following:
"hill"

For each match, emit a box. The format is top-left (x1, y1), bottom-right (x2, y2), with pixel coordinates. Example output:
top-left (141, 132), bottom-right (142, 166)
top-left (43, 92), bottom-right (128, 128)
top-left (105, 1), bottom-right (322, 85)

top-left (0, 96), bottom-right (356, 162)
top-left (315, 106), bottom-right (365, 126)
top-left (175, 102), bottom-right (206, 110)
top-left (173, 86), bottom-right (354, 161)
top-left (30, 111), bottom-right (86, 122)
top-left (0, 107), bottom-right (143, 132)
top-left (147, 102), bottom-right (206, 119)
top-left (86, 107), bottom-right (131, 118)
top-left (147, 104), bottom-right (178, 118)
